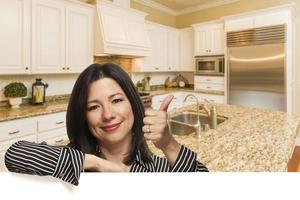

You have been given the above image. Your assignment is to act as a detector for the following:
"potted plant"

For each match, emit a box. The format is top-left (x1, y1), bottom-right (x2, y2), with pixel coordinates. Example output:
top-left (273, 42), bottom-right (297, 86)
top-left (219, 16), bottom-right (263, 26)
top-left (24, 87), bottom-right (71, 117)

top-left (4, 82), bottom-right (27, 108)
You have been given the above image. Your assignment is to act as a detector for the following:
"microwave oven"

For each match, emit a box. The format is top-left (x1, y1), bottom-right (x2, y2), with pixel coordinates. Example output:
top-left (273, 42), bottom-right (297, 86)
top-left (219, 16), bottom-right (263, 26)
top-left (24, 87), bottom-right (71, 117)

top-left (195, 55), bottom-right (224, 76)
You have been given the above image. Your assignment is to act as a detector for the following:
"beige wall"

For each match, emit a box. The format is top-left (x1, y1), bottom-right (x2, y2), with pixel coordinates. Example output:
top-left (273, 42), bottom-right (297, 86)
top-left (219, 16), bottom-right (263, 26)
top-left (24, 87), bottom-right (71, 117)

top-left (130, 1), bottom-right (177, 27)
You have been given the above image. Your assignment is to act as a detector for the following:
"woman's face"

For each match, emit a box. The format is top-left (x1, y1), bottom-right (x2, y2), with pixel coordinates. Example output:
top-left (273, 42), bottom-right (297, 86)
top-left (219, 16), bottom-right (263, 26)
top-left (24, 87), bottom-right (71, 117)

top-left (86, 78), bottom-right (134, 147)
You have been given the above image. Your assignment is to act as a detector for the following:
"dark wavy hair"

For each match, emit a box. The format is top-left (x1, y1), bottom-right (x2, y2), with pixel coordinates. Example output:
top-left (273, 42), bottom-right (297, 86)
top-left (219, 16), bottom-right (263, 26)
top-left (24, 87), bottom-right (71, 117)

top-left (66, 63), bottom-right (152, 165)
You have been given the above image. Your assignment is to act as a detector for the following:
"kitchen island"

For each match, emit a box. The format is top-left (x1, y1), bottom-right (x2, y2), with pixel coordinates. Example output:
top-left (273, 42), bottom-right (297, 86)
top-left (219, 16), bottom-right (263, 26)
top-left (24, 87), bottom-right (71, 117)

top-left (148, 103), bottom-right (300, 172)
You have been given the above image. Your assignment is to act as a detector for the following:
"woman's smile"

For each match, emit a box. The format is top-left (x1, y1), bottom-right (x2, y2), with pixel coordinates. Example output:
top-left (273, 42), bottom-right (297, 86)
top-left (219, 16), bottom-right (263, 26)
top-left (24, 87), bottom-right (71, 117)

top-left (101, 122), bottom-right (122, 133)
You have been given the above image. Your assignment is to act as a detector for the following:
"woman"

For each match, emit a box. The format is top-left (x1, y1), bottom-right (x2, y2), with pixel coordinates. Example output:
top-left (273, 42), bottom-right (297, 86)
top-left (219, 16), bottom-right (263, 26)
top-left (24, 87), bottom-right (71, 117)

top-left (5, 63), bottom-right (208, 186)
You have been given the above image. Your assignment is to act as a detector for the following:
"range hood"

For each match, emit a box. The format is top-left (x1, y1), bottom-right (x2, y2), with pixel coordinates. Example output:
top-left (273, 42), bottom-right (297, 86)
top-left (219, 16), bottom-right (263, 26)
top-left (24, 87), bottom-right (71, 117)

top-left (94, 0), bottom-right (151, 57)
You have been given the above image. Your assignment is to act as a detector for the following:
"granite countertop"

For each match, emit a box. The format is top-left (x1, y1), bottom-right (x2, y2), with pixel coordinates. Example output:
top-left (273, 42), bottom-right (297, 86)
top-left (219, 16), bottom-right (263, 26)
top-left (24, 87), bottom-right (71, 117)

top-left (0, 98), bottom-right (69, 122)
top-left (147, 103), bottom-right (300, 172)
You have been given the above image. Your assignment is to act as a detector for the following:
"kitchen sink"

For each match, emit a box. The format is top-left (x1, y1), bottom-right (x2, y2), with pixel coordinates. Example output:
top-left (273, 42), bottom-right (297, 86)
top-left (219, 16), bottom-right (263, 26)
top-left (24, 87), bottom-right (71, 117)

top-left (168, 121), bottom-right (196, 136)
top-left (168, 111), bottom-right (227, 135)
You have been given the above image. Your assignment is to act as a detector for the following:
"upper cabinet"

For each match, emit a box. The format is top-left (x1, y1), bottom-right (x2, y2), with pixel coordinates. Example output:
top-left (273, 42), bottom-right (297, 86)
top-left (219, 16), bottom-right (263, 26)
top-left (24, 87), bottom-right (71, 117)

top-left (32, 0), bottom-right (93, 74)
top-left (94, 0), bottom-right (151, 57)
top-left (179, 28), bottom-right (194, 72)
top-left (132, 22), bottom-right (179, 72)
top-left (0, 0), bottom-right (31, 74)
top-left (0, 0), bottom-right (94, 75)
top-left (224, 8), bottom-right (293, 32)
top-left (193, 22), bottom-right (224, 56)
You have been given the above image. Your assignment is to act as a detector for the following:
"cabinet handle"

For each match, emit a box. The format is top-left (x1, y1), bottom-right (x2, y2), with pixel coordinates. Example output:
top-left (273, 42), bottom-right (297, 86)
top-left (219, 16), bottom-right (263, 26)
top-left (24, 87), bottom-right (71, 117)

top-left (56, 121), bottom-right (64, 125)
top-left (67, 67), bottom-right (70, 70)
top-left (206, 86), bottom-right (211, 89)
top-left (55, 139), bottom-right (64, 143)
top-left (206, 79), bottom-right (211, 81)
top-left (62, 67), bottom-right (65, 70)
top-left (9, 130), bottom-right (20, 135)
top-left (155, 67), bottom-right (159, 70)
top-left (25, 67), bottom-right (29, 70)
top-left (210, 100), bottom-right (215, 102)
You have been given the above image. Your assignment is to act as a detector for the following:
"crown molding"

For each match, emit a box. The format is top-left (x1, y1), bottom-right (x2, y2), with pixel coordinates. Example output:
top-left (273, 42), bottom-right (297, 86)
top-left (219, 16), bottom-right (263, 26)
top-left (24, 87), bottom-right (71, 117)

top-left (177, 0), bottom-right (240, 15)
top-left (132, 0), bottom-right (177, 15)
top-left (132, 0), bottom-right (240, 16)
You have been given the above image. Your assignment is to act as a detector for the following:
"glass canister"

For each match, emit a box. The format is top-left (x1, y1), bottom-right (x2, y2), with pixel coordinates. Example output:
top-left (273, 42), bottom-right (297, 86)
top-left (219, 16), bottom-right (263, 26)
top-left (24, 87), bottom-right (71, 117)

top-left (32, 78), bottom-right (48, 105)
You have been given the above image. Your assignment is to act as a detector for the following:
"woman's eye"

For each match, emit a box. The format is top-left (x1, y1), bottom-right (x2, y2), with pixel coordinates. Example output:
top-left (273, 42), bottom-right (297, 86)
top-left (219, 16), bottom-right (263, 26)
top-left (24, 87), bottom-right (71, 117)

top-left (88, 105), bottom-right (99, 111)
top-left (112, 98), bottom-right (124, 104)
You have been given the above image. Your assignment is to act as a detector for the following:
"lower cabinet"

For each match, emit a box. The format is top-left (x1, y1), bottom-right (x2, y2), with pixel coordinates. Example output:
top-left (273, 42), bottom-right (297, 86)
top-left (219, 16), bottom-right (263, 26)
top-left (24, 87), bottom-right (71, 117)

top-left (0, 111), bottom-right (68, 171)
top-left (0, 134), bottom-right (36, 171)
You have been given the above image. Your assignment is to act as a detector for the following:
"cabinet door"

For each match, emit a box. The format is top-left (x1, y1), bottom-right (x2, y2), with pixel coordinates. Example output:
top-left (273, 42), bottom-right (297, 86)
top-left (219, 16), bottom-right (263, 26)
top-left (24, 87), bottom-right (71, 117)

top-left (180, 28), bottom-right (194, 71)
top-left (142, 26), bottom-right (157, 71)
top-left (167, 30), bottom-right (180, 71)
top-left (0, 134), bottom-right (36, 172)
top-left (194, 28), bottom-right (207, 56)
top-left (31, 0), bottom-right (65, 73)
top-left (156, 28), bottom-right (168, 71)
top-left (0, 0), bottom-right (30, 74)
top-left (210, 27), bottom-right (224, 55)
top-left (66, 4), bottom-right (93, 73)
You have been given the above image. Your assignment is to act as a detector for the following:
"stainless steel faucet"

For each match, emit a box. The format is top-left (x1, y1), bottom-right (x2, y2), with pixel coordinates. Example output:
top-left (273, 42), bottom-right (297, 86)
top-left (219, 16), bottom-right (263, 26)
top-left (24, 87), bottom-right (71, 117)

top-left (200, 99), bottom-right (217, 129)
top-left (183, 94), bottom-right (201, 139)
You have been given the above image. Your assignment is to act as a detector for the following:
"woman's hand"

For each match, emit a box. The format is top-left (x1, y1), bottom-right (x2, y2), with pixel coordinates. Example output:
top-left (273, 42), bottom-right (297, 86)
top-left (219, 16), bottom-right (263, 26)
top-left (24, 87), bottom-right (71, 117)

top-left (143, 95), bottom-right (180, 166)
top-left (84, 154), bottom-right (131, 172)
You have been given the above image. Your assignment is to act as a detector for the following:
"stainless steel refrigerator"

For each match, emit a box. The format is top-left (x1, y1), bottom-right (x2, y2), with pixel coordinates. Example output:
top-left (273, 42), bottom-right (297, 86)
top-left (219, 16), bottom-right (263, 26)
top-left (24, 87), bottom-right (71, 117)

top-left (227, 25), bottom-right (286, 111)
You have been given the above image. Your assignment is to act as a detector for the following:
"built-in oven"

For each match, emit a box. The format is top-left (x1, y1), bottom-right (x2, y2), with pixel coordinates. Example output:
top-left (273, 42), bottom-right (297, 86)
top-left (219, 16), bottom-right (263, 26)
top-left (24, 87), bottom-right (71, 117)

top-left (195, 55), bottom-right (224, 76)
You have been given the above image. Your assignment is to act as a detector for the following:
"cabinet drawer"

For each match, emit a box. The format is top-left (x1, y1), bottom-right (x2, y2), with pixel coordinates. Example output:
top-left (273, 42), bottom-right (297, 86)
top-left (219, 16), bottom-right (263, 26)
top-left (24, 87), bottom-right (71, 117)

top-left (195, 76), bottom-right (224, 84)
top-left (195, 83), bottom-right (224, 91)
top-left (199, 94), bottom-right (225, 104)
top-left (38, 128), bottom-right (68, 145)
top-left (0, 134), bottom-right (37, 152)
top-left (37, 112), bottom-right (66, 132)
top-left (0, 119), bottom-right (37, 142)
top-left (0, 135), bottom-right (36, 172)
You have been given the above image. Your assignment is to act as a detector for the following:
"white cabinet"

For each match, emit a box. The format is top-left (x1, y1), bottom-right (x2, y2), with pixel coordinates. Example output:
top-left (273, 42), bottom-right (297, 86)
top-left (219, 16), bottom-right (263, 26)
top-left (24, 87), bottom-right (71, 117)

top-left (183, 92), bottom-right (225, 104)
top-left (0, 135), bottom-right (36, 171)
top-left (31, 0), bottom-right (66, 73)
top-left (0, 111), bottom-right (68, 171)
top-left (0, 0), bottom-right (31, 74)
top-left (66, 4), bottom-right (93, 73)
top-left (167, 30), bottom-right (180, 71)
top-left (32, 0), bottom-right (93, 74)
top-left (194, 75), bottom-right (225, 92)
top-left (193, 22), bottom-right (224, 56)
top-left (179, 28), bottom-right (194, 72)
top-left (132, 22), bottom-right (179, 72)
top-left (224, 10), bottom-right (291, 32)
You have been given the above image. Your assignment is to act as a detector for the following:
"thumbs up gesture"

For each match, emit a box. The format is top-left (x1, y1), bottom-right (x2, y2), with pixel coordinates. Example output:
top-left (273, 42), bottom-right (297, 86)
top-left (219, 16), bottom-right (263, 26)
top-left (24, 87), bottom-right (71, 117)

top-left (143, 95), bottom-right (175, 150)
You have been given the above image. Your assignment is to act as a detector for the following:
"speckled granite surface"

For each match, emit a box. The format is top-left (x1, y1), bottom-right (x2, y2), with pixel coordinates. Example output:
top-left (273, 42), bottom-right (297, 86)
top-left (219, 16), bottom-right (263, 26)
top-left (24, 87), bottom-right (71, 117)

top-left (0, 98), bottom-right (69, 122)
top-left (148, 103), bottom-right (300, 172)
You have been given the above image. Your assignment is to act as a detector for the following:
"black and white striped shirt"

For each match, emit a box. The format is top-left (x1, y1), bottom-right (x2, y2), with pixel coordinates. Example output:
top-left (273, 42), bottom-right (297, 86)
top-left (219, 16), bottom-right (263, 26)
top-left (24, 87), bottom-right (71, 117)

top-left (5, 141), bottom-right (208, 185)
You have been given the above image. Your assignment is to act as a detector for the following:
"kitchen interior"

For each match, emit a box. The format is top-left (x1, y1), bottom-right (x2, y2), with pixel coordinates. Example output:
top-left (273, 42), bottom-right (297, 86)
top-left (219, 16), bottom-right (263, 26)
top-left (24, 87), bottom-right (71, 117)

top-left (0, 0), bottom-right (300, 172)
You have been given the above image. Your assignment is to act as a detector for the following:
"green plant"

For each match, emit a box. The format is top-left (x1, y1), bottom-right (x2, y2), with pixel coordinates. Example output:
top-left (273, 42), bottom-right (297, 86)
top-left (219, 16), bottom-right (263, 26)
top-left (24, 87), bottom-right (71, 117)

top-left (4, 82), bottom-right (27, 98)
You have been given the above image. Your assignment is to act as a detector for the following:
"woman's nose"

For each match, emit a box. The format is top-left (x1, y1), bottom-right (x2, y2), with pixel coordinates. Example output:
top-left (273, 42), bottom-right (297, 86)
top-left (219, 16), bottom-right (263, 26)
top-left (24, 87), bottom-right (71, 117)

top-left (102, 104), bottom-right (115, 121)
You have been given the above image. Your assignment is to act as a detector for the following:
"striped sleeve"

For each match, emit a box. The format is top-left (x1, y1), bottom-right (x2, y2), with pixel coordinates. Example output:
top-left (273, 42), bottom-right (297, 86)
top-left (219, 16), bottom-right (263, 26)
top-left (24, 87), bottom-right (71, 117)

top-left (4, 141), bottom-right (85, 185)
top-left (170, 145), bottom-right (208, 172)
